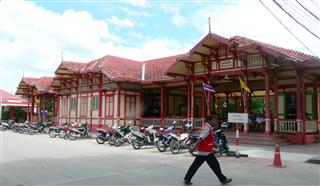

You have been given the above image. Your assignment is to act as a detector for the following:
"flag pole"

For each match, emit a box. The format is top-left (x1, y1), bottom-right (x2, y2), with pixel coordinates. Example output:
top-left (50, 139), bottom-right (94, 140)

top-left (203, 87), bottom-right (210, 114)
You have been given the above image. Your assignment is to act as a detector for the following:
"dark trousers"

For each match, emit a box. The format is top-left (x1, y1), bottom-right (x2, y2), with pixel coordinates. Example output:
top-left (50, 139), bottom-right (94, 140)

top-left (184, 153), bottom-right (227, 183)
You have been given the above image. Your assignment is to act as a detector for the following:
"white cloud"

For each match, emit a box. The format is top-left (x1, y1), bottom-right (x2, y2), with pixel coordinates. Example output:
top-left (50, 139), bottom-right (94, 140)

top-left (0, 0), bottom-right (190, 93)
top-left (161, 4), bottom-right (188, 27)
top-left (107, 16), bottom-right (134, 28)
top-left (190, 0), bottom-right (320, 56)
top-left (125, 0), bottom-right (150, 8)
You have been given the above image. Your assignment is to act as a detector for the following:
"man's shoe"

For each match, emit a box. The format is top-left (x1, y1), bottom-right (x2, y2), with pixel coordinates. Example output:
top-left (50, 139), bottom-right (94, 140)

top-left (183, 180), bottom-right (193, 185)
top-left (221, 178), bottom-right (232, 185)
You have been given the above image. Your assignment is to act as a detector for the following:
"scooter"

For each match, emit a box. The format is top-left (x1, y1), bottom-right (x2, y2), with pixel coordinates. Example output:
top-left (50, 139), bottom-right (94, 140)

top-left (67, 123), bottom-right (91, 140)
top-left (96, 128), bottom-right (109, 144)
top-left (131, 125), bottom-right (158, 149)
top-left (0, 120), bottom-right (14, 131)
top-left (214, 122), bottom-right (229, 155)
top-left (156, 121), bottom-right (176, 152)
top-left (169, 121), bottom-right (198, 155)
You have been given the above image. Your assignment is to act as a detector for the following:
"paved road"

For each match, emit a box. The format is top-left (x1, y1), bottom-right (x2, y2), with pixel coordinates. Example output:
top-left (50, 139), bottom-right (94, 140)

top-left (1, 131), bottom-right (319, 186)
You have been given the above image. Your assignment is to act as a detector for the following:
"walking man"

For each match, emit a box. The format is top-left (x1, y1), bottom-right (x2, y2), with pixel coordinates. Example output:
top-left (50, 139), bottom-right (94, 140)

top-left (183, 114), bottom-right (232, 185)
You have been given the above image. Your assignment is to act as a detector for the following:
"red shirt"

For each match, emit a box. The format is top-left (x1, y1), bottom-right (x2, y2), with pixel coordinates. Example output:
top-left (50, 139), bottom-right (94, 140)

top-left (197, 123), bottom-right (214, 153)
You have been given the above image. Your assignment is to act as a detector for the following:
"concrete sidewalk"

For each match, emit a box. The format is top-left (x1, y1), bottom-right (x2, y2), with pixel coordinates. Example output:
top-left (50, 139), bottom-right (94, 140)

top-left (229, 143), bottom-right (320, 163)
top-left (1, 131), bottom-right (319, 186)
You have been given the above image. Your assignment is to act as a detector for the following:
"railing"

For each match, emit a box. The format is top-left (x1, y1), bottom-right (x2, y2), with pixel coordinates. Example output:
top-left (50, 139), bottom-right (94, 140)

top-left (279, 120), bottom-right (300, 133)
top-left (164, 118), bottom-right (185, 127)
top-left (194, 118), bottom-right (204, 128)
top-left (141, 118), bottom-right (161, 126)
top-left (305, 120), bottom-right (318, 132)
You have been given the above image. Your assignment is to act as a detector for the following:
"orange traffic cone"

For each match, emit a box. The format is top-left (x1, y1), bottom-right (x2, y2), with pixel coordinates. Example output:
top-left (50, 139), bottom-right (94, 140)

top-left (270, 144), bottom-right (286, 168)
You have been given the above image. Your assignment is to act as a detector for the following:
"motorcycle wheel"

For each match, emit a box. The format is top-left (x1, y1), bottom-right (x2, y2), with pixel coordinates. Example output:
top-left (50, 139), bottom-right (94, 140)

top-left (43, 127), bottom-right (50, 134)
top-left (170, 140), bottom-right (180, 154)
top-left (188, 143), bottom-right (197, 156)
top-left (108, 135), bottom-right (115, 145)
top-left (12, 127), bottom-right (18, 133)
top-left (58, 130), bottom-right (66, 138)
top-left (49, 130), bottom-right (58, 138)
top-left (156, 140), bottom-right (167, 152)
top-left (68, 131), bottom-right (77, 140)
top-left (28, 129), bottom-right (35, 135)
top-left (114, 137), bottom-right (122, 147)
top-left (0, 126), bottom-right (6, 131)
top-left (96, 135), bottom-right (106, 144)
top-left (132, 139), bottom-right (141, 149)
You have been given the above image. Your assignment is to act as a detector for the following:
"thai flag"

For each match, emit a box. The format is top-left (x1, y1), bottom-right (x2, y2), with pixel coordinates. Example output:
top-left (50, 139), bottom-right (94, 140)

top-left (202, 82), bottom-right (216, 93)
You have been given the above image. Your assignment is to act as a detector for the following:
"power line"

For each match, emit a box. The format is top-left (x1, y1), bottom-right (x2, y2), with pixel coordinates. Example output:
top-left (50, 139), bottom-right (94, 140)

top-left (273, 0), bottom-right (320, 40)
top-left (258, 0), bottom-right (316, 55)
top-left (295, 0), bottom-right (319, 21)
top-left (285, 0), bottom-right (318, 29)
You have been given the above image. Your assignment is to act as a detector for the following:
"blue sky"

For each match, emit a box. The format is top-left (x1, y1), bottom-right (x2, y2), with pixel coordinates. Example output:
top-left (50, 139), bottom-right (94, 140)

top-left (0, 0), bottom-right (319, 94)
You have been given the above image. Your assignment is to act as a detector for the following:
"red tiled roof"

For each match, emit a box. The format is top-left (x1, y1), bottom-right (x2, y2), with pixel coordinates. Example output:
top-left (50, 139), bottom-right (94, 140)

top-left (61, 61), bottom-right (87, 73)
top-left (144, 54), bottom-right (185, 81)
top-left (22, 77), bottom-right (39, 86)
top-left (35, 77), bottom-right (54, 92)
top-left (230, 36), bottom-right (320, 62)
top-left (0, 89), bottom-right (21, 100)
top-left (89, 55), bottom-right (142, 81)
top-left (18, 77), bottom-right (54, 93)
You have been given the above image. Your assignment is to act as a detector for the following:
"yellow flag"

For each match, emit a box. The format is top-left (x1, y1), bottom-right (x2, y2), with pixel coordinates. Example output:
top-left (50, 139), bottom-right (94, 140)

top-left (34, 97), bottom-right (40, 104)
top-left (239, 77), bottom-right (251, 93)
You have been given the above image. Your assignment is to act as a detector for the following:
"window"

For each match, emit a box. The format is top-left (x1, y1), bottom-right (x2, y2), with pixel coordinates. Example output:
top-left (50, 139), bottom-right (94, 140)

top-left (61, 97), bottom-right (68, 116)
top-left (70, 97), bottom-right (76, 110)
top-left (80, 96), bottom-right (88, 116)
top-left (92, 95), bottom-right (99, 110)
top-left (105, 95), bottom-right (114, 117)
top-left (125, 96), bottom-right (136, 118)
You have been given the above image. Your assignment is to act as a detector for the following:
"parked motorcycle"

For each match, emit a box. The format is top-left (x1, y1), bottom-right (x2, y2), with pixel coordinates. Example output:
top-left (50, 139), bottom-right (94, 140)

top-left (19, 122), bottom-right (31, 134)
top-left (96, 128), bottom-right (109, 144)
top-left (58, 123), bottom-right (70, 138)
top-left (67, 123), bottom-right (91, 140)
top-left (214, 122), bottom-right (229, 155)
top-left (131, 125), bottom-right (158, 149)
top-left (48, 124), bottom-right (63, 138)
top-left (156, 122), bottom-right (176, 152)
top-left (113, 123), bottom-right (133, 147)
top-left (169, 121), bottom-right (198, 155)
top-left (0, 120), bottom-right (14, 131)
top-left (28, 122), bottom-right (50, 135)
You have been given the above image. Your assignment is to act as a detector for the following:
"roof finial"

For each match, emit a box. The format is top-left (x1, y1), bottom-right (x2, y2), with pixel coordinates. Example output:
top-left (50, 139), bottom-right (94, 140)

top-left (61, 51), bottom-right (64, 62)
top-left (208, 17), bottom-right (212, 33)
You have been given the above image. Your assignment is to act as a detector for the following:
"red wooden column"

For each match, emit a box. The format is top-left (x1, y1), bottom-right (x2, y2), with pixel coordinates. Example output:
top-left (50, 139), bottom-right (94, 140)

top-left (27, 100), bottom-right (30, 122)
top-left (117, 88), bottom-right (121, 119)
top-left (296, 74), bottom-right (302, 134)
top-left (243, 77), bottom-right (249, 134)
top-left (201, 92), bottom-right (205, 120)
top-left (206, 82), bottom-right (211, 116)
top-left (211, 93), bottom-right (216, 114)
top-left (90, 88), bottom-right (93, 130)
top-left (264, 73), bottom-right (271, 135)
top-left (44, 95), bottom-right (47, 122)
top-left (98, 89), bottom-right (102, 128)
top-left (57, 96), bottom-right (60, 124)
top-left (31, 96), bottom-right (35, 122)
top-left (140, 90), bottom-right (144, 126)
top-left (52, 96), bottom-right (55, 125)
top-left (301, 74), bottom-right (306, 144)
top-left (190, 78), bottom-right (195, 124)
top-left (314, 83), bottom-right (320, 134)
top-left (75, 91), bottom-right (79, 123)
top-left (187, 82), bottom-right (191, 118)
top-left (273, 78), bottom-right (279, 134)
top-left (160, 85), bottom-right (165, 127)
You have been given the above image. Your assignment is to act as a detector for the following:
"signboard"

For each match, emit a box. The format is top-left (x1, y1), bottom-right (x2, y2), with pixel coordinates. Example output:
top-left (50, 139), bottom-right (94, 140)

top-left (228, 113), bottom-right (248, 123)
top-left (220, 59), bottom-right (233, 69)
